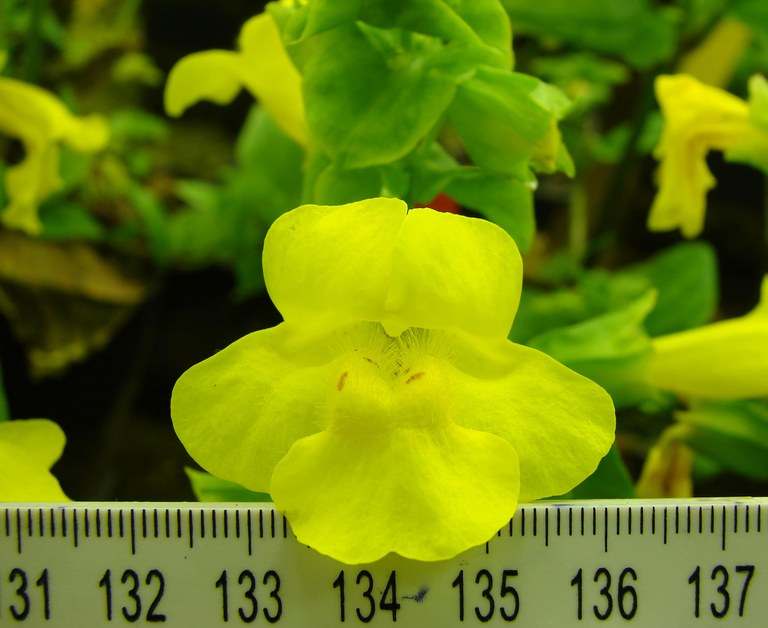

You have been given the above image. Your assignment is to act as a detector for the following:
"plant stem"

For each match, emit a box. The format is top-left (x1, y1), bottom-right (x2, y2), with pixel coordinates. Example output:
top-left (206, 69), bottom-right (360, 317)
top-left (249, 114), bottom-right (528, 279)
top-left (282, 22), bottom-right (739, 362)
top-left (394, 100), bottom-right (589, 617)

top-left (23, 0), bottom-right (48, 84)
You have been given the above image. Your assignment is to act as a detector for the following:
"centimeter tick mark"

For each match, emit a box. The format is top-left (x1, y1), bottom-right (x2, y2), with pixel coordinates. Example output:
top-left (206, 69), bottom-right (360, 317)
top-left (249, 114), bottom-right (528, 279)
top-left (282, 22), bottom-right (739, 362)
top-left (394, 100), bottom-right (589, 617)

top-left (16, 508), bottom-right (22, 554)
top-left (721, 506), bottom-right (727, 551)
top-left (130, 509), bottom-right (136, 555)
top-left (247, 510), bottom-right (253, 556)
top-left (188, 510), bottom-right (194, 549)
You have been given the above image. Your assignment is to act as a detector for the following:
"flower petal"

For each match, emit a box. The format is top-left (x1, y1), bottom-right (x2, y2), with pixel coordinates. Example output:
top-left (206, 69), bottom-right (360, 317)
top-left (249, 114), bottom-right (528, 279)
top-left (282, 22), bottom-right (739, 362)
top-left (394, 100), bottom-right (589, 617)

top-left (263, 198), bottom-right (408, 328)
top-left (649, 277), bottom-right (768, 399)
top-left (446, 338), bottom-right (616, 501)
top-left (383, 209), bottom-right (522, 337)
top-left (271, 422), bottom-right (520, 563)
top-left (238, 13), bottom-right (307, 146)
top-left (164, 50), bottom-right (246, 117)
top-left (171, 324), bottom-right (339, 492)
top-left (0, 419), bottom-right (68, 501)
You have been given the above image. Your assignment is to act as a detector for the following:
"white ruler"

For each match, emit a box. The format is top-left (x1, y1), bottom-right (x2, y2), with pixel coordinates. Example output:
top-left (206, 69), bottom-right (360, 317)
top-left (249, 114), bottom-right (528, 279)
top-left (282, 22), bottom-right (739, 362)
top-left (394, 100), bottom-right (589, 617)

top-left (0, 498), bottom-right (765, 626)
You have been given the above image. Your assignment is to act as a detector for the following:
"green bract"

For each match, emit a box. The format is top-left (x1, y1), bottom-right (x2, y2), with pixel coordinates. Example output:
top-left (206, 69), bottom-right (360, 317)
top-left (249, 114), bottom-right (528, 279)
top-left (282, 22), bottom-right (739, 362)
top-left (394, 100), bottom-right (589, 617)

top-left (171, 198), bottom-right (615, 563)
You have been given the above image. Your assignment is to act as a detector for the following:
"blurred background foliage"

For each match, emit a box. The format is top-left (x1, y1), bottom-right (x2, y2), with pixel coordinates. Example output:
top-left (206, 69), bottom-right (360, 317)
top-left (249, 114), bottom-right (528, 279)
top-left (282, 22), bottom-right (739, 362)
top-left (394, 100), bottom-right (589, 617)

top-left (0, 0), bottom-right (767, 502)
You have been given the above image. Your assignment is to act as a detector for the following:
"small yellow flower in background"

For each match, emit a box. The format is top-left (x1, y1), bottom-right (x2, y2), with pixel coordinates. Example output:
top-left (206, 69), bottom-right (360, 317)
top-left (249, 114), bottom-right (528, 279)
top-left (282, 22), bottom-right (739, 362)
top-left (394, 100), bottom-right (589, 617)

top-left (0, 419), bottom-right (68, 501)
top-left (648, 276), bottom-right (768, 400)
top-left (172, 198), bottom-right (615, 563)
top-left (648, 74), bottom-right (768, 238)
top-left (164, 9), bottom-right (307, 146)
top-left (678, 18), bottom-right (752, 88)
top-left (0, 77), bottom-right (109, 235)
top-left (635, 433), bottom-right (693, 499)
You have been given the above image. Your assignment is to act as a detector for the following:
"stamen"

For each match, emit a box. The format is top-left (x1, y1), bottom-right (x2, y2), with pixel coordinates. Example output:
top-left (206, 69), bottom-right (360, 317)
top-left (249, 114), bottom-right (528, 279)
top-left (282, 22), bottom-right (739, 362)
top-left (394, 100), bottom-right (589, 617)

top-left (405, 372), bottom-right (425, 384)
top-left (337, 371), bottom-right (349, 391)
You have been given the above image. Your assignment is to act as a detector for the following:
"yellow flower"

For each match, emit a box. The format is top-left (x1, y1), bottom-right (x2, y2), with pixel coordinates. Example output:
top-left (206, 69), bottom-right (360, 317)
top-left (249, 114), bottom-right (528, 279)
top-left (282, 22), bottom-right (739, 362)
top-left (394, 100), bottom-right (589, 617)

top-left (0, 419), bottom-right (68, 501)
top-left (649, 74), bottom-right (768, 238)
top-left (648, 276), bottom-right (768, 399)
top-left (0, 78), bottom-right (109, 235)
top-left (164, 9), bottom-right (307, 146)
top-left (171, 198), bottom-right (615, 563)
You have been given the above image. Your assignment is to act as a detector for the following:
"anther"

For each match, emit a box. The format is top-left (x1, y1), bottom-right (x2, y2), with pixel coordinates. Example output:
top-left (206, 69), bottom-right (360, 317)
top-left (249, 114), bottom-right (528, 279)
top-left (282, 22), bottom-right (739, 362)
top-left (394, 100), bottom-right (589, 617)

top-left (337, 371), bottom-right (349, 391)
top-left (405, 372), bottom-right (425, 384)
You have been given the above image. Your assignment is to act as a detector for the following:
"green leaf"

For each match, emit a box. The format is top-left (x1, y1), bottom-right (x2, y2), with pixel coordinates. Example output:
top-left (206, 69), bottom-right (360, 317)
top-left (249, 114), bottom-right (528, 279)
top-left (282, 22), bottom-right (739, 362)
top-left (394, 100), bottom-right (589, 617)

top-left (297, 23), bottom-right (459, 169)
top-left (311, 159), bottom-right (385, 205)
top-left (501, 0), bottom-right (676, 69)
top-left (527, 291), bottom-right (657, 409)
top-left (622, 241), bottom-right (718, 337)
top-left (292, 0), bottom-right (512, 69)
top-left (449, 67), bottom-right (563, 175)
top-left (185, 468), bottom-right (272, 502)
top-left (233, 107), bottom-right (304, 224)
top-left (510, 286), bottom-right (590, 344)
top-left (445, 168), bottom-right (536, 250)
top-left (554, 445), bottom-right (635, 499)
top-left (676, 399), bottom-right (768, 481)
top-left (39, 202), bottom-right (106, 241)
top-left (124, 185), bottom-right (170, 265)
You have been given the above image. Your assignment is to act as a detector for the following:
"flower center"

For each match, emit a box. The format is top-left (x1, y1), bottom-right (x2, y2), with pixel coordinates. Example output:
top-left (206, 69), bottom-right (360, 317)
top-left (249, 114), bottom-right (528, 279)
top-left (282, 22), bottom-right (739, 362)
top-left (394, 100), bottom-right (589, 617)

top-left (329, 324), bottom-right (453, 434)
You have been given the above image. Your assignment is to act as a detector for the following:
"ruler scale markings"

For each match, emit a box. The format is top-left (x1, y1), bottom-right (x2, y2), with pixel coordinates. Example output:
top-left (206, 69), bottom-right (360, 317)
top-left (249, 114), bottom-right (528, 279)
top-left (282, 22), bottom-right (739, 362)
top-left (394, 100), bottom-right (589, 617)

top-left (721, 505), bottom-right (727, 551)
top-left (580, 506), bottom-right (584, 536)
top-left (107, 508), bottom-right (112, 538)
top-left (521, 507), bottom-right (526, 536)
top-left (15, 507), bottom-right (22, 554)
top-left (4, 507), bottom-right (9, 537)
top-left (38, 508), bottom-right (44, 538)
top-left (0, 500), bottom-right (765, 626)
top-left (235, 509), bottom-right (241, 538)
top-left (176, 508), bottom-right (182, 538)
top-left (130, 508), bottom-right (136, 555)
top-left (259, 509), bottom-right (264, 538)
top-left (188, 509), bottom-right (194, 549)
top-left (247, 509), bottom-right (253, 556)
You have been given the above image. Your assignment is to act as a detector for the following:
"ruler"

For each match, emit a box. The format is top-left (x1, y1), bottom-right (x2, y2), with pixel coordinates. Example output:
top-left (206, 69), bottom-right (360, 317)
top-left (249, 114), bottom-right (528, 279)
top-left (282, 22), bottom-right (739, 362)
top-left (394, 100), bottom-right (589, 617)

top-left (0, 498), bottom-right (765, 626)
